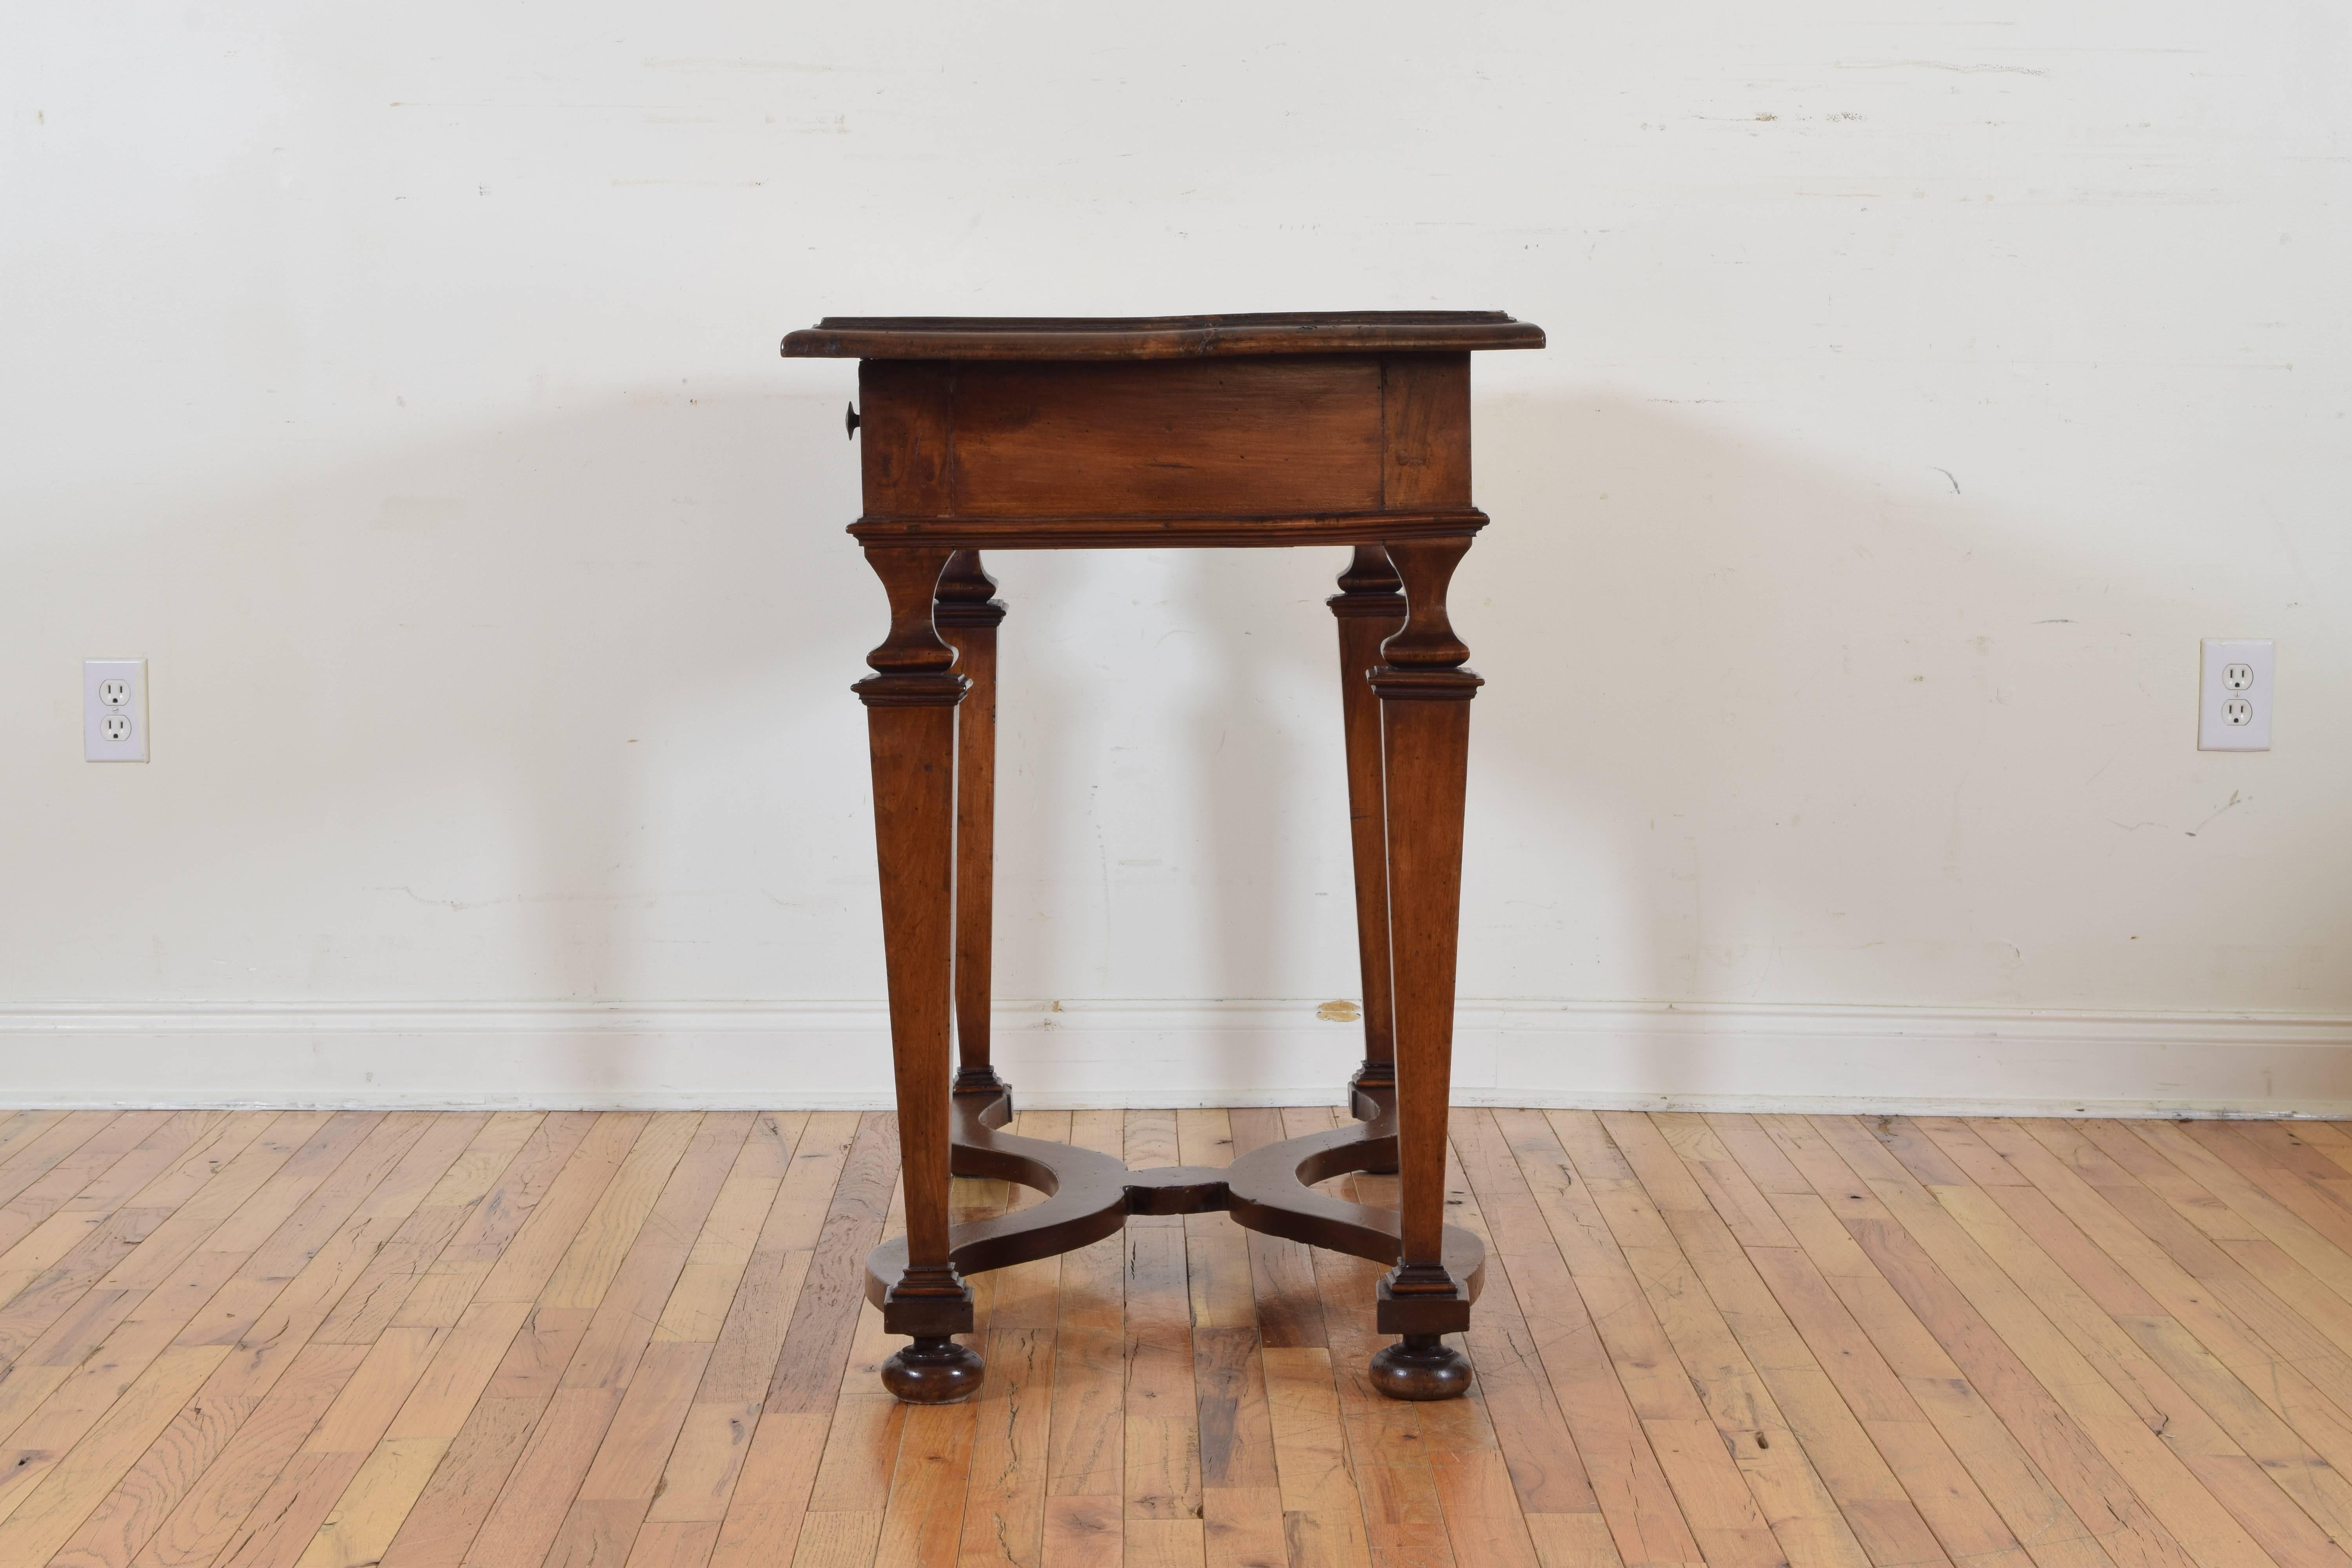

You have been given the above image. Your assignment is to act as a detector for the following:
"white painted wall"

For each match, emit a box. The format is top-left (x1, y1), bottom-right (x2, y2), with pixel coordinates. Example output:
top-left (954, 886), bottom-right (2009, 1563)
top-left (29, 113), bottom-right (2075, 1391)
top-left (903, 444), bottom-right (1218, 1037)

top-left (6, 2), bottom-right (2350, 1111)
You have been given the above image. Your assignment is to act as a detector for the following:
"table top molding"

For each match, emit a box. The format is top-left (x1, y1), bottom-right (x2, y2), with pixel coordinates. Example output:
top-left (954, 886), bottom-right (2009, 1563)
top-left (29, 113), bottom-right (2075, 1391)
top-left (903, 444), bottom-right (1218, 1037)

top-left (847, 506), bottom-right (1490, 551)
top-left (784, 309), bottom-right (1545, 361)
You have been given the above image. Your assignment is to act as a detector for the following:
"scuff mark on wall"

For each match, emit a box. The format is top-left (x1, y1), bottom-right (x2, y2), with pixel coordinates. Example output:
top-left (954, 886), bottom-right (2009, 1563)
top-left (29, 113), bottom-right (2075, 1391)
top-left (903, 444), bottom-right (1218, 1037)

top-left (1836, 59), bottom-right (2051, 76)
top-left (2185, 792), bottom-right (2245, 837)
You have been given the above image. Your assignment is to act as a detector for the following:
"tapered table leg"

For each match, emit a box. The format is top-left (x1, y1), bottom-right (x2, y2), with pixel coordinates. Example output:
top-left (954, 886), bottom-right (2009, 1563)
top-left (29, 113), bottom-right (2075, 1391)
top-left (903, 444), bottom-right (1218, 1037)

top-left (1328, 546), bottom-right (1405, 1156)
top-left (1366, 535), bottom-right (1481, 1400)
top-left (936, 550), bottom-right (1011, 1117)
top-left (855, 544), bottom-right (983, 1403)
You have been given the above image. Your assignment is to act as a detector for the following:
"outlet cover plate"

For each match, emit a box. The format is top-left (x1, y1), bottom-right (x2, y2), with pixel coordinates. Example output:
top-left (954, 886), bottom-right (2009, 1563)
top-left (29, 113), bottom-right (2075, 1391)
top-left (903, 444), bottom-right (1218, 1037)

top-left (2198, 639), bottom-right (2272, 752)
top-left (85, 658), bottom-right (148, 762)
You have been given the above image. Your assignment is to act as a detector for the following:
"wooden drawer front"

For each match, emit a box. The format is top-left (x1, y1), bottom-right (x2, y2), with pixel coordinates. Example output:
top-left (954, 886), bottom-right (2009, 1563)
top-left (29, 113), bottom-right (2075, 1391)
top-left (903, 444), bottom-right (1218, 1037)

top-left (857, 354), bottom-right (1469, 520)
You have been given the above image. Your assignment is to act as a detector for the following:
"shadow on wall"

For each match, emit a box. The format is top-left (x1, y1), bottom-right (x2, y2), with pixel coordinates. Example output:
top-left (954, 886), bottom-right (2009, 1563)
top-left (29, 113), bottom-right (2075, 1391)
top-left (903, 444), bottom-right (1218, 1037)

top-left (1460, 391), bottom-right (2351, 1044)
top-left (20, 384), bottom-right (2347, 1096)
top-left (16, 384), bottom-right (880, 1089)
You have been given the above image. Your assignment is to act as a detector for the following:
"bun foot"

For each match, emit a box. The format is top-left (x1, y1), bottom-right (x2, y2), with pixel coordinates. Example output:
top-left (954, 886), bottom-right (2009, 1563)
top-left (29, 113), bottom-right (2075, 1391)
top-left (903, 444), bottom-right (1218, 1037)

top-left (881, 1337), bottom-right (985, 1403)
top-left (1368, 1335), bottom-right (1471, 1401)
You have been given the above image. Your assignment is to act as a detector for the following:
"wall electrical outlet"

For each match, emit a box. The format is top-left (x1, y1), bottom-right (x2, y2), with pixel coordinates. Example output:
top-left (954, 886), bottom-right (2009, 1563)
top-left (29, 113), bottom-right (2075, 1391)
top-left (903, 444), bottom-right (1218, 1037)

top-left (2198, 639), bottom-right (2272, 751)
top-left (84, 659), bottom-right (148, 762)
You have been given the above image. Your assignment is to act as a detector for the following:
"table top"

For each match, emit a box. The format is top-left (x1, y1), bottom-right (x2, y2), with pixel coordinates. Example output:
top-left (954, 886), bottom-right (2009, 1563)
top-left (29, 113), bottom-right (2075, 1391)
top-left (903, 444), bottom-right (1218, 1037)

top-left (782, 310), bottom-right (1544, 361)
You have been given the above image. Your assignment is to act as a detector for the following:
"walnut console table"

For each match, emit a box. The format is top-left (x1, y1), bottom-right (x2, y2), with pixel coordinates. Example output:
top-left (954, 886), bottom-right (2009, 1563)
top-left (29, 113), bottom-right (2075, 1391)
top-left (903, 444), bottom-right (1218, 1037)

top-left (781, 311), bottom-right (1544, 1403)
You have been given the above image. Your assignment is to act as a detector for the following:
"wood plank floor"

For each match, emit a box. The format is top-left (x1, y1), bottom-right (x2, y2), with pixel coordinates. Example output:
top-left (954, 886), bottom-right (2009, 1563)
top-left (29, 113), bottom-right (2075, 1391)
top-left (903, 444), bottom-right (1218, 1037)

top-left (0, 1110), bottom-right (2347, 1567)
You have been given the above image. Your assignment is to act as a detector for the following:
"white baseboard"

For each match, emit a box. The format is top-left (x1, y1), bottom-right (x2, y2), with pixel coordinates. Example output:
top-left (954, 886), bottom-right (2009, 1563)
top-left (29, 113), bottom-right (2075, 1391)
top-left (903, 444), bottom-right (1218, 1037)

top-left (0, 999), bottom-right (2346, 1117)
